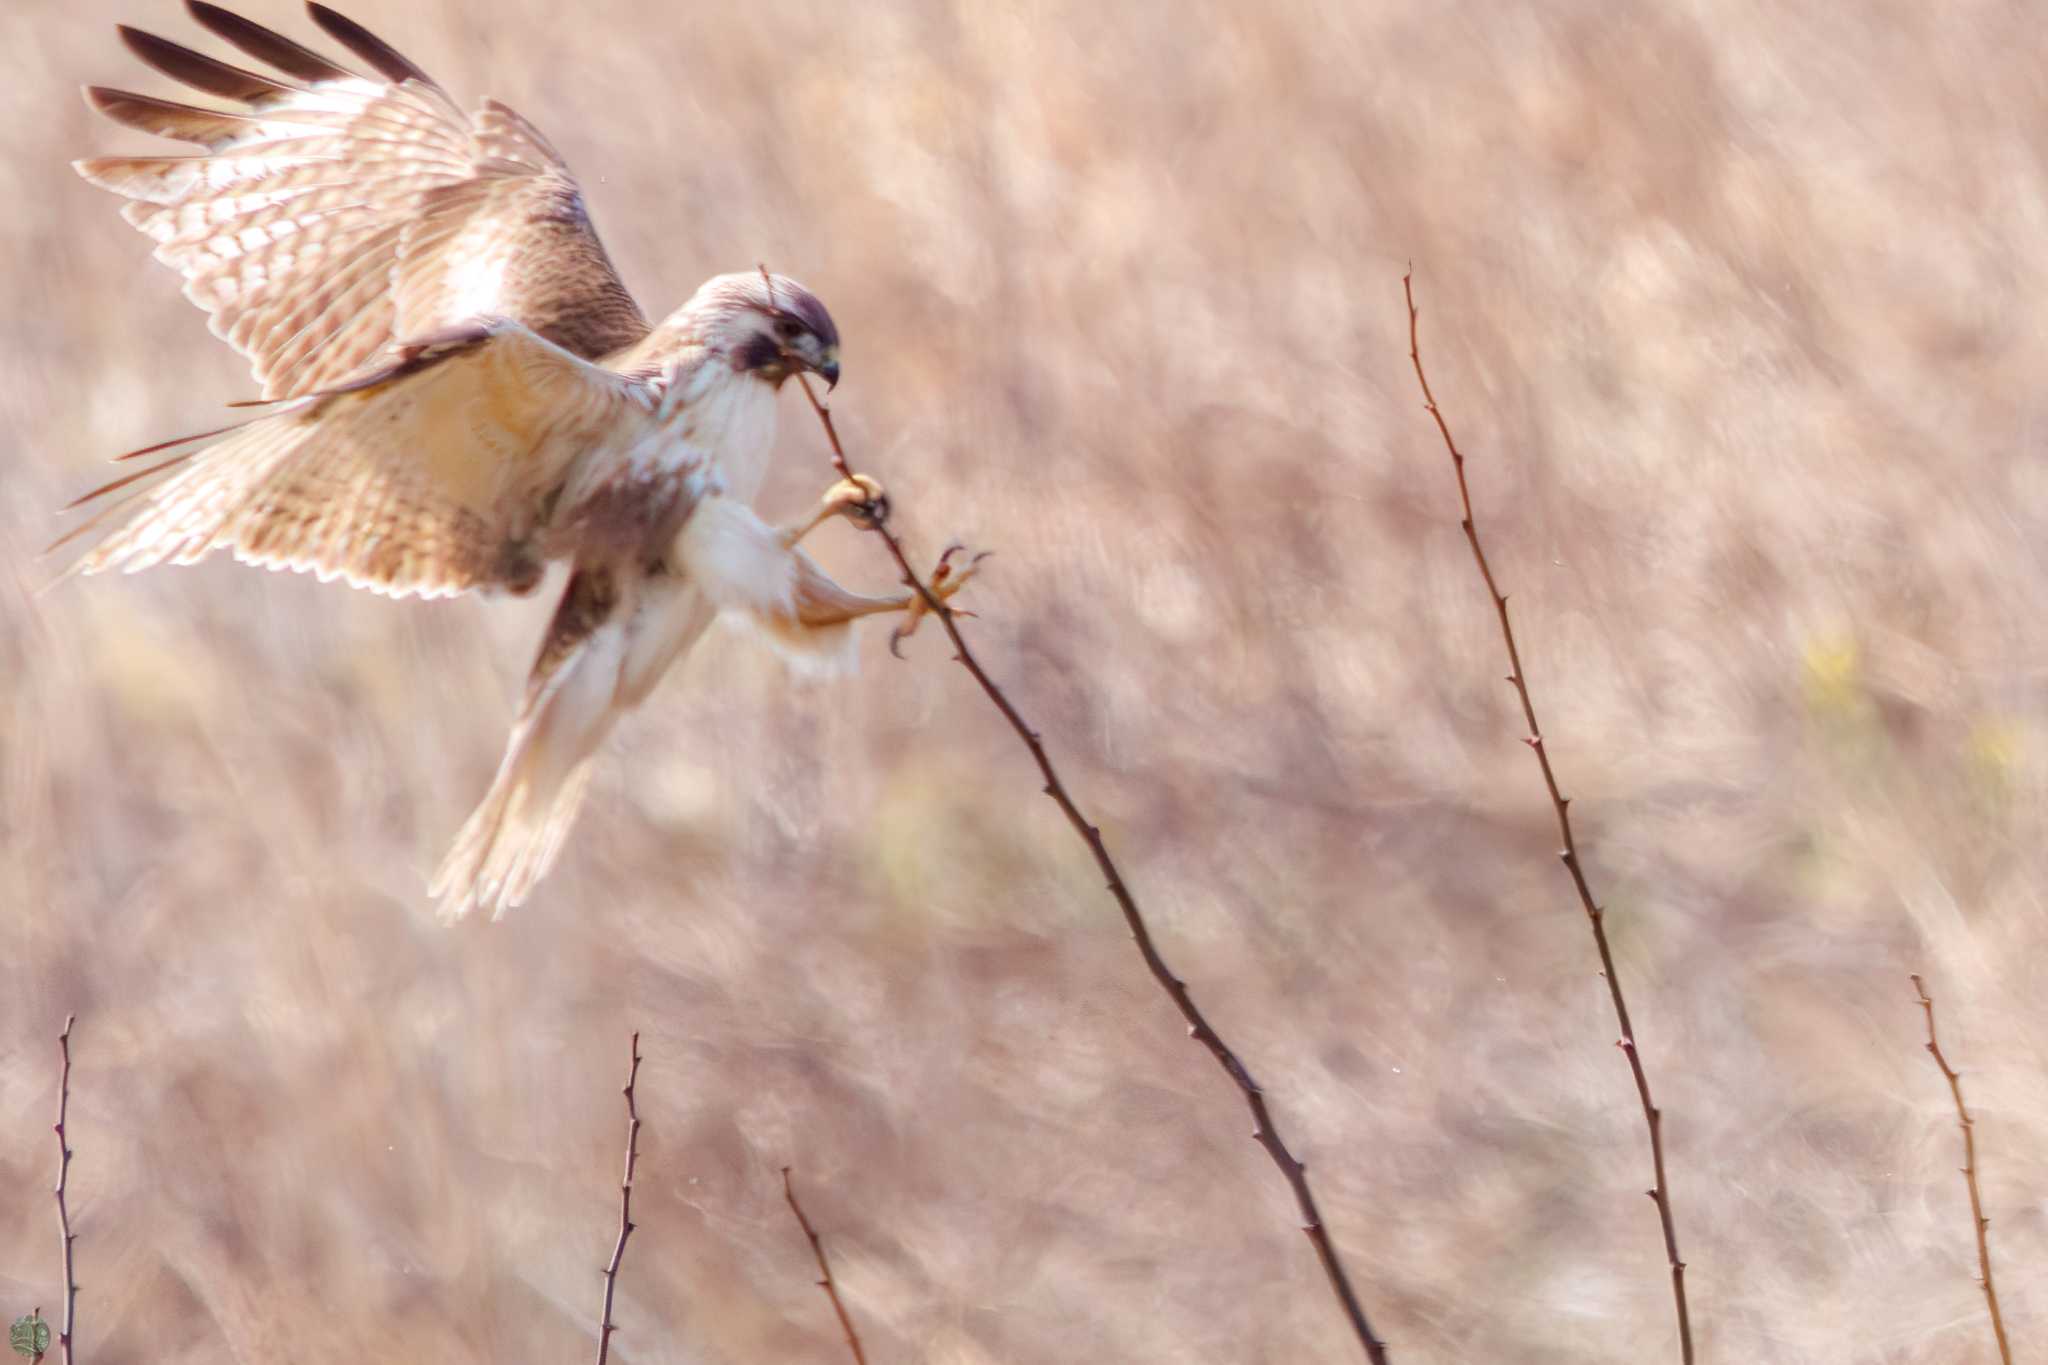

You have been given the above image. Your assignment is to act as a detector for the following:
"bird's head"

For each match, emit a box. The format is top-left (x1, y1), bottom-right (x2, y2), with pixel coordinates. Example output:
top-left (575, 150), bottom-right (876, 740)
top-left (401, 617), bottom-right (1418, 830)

top-left (683, 271), bottom-right (841, 389)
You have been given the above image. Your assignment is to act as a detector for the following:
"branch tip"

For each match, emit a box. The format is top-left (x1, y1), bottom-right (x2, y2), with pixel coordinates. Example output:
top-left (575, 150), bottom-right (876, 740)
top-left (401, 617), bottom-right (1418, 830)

top-left (1911, 976), bottom-right (2011, 1363)
top-left (594, 1031), bottom-right (644, 1365)
top-left (782, 1168), bottom-right (870, 1365)
top-left (1406, 272), bottom-right (1691, 1363)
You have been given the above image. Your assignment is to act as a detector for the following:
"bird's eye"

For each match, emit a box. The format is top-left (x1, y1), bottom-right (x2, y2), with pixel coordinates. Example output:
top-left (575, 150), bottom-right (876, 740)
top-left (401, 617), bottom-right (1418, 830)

top-left (773, 318), bottom-right (804, 342)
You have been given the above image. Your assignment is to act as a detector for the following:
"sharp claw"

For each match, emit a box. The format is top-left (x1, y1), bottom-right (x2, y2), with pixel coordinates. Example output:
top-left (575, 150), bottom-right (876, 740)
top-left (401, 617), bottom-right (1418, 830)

top-left (885, 541), bottom-right (988, 655)
top-left (820, 475), bottom-right (889, 529)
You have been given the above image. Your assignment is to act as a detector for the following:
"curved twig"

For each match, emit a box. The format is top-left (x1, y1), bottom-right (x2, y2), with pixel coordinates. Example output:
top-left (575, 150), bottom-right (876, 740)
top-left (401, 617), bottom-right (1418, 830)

top-left (1403, 269), bottom-right (1693, 1362)
top-left (594, 1033), bottom-right (642, 1365)
top-left (788, 373), bottom-right (1391, 1363)
top-left (1910, 974), bottom-right (2012, 1364)
top-left (781, 1167), bottom-right (869, 1365)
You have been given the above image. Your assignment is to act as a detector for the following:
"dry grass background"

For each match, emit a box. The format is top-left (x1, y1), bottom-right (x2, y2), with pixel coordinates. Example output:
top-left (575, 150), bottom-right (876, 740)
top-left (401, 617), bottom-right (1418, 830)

top-left (2, 0), bottom-right (2045, 1359)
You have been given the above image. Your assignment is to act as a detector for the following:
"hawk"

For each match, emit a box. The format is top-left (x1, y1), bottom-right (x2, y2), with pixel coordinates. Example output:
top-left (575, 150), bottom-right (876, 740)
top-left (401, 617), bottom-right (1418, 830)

top-left (62, 3), bottom-right (976, 919)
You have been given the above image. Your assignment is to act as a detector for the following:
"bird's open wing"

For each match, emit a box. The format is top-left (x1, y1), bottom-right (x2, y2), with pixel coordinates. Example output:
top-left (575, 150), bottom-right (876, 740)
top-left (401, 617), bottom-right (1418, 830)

top-left (56, 319), bottom-right (675, 600)
top-left (75, 3), bottom-right (650, 400)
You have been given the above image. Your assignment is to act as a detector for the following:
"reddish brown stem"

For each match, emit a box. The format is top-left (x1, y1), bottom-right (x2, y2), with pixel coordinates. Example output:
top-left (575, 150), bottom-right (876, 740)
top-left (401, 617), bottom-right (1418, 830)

top-left (1404, 270), bottom-right (1692, 1362)
top-left (781, 1167), bottom-right (870, 1365)
top-left (594, 1033), bottom-right (642, 1365)
top-left (790, 374), bottom-right (1391, 1363)
top-left (1910, 975), bottom-right (2012, 1364)
top-left (53, 1016), bottom-right (76, 1365)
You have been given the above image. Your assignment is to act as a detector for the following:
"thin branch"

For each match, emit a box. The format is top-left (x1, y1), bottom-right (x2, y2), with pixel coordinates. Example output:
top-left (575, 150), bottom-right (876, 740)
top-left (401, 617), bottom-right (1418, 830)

top-left (1403, 270), bottom-right (1693, 1363)
top-left (595, 1033), bottom-right (643, 1365)
top-left (1910, 974), bottom-right (2012, 1364)
top-left (53, 1015), bottom-right (76, 1365)
top-left (787, 373), bottom-right (1392, 1364)
top-left (781, 1168), bottom-right (869, 1365)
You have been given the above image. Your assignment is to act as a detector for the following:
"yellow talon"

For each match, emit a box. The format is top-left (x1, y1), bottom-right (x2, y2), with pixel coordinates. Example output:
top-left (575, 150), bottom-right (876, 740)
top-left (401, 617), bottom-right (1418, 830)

top-left (891, 544), bottom-right (990, 656)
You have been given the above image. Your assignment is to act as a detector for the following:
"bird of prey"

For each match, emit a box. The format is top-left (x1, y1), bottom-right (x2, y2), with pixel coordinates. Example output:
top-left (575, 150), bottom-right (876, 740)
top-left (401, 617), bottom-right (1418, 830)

top-left (62, 3), bottom-right (977, 919)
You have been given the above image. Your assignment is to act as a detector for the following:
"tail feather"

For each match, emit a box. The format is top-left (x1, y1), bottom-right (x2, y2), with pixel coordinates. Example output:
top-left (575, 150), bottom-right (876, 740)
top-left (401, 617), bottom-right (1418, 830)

top-left (431, 577), bottom-right (630, 920)
top-left (430, 750), bottom-right (597, 922)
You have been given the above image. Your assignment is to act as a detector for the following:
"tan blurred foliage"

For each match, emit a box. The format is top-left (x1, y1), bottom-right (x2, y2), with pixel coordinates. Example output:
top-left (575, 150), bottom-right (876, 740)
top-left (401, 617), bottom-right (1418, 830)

top-left (3, 0), bottom-right (2047, 1360)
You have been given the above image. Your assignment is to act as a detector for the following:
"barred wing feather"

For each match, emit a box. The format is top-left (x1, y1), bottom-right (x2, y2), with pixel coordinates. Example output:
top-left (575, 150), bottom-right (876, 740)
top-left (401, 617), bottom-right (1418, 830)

top-left (74, 3), bottom-right (649, 399)
top-left (59, 321), bottom-right (672, 600)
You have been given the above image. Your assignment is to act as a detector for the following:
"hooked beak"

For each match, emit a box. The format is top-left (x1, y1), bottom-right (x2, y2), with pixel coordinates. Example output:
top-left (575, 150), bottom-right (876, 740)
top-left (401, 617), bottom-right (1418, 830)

top-left (813, 345), bottom-right (840, 390)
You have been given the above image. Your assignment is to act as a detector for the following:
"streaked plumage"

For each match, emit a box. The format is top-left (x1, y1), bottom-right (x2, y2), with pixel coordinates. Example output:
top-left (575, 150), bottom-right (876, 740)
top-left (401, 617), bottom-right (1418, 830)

top-left (63, 3), bottom-right (975, 919)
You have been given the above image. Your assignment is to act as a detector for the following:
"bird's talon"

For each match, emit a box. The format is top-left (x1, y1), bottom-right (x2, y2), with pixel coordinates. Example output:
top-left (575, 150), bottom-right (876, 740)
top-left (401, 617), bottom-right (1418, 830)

top-left (819, 474), bottom-right (889, 529)
top-left (852, 492), bottom-right (889, 530)
top-left (889, 543), bottom-right (986, 652)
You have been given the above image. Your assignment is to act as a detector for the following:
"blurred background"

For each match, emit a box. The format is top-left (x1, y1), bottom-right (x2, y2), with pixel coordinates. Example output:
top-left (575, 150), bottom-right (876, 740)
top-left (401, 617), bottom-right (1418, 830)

top-left (4, 1), bottom-right (2046, 1360)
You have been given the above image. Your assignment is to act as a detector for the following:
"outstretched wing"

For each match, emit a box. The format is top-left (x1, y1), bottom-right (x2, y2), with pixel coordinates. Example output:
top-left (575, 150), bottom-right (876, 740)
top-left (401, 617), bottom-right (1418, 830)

top-left (75, 2), bottom-right (650, 400)
top-left (57, 320), bottom-right (676, 600)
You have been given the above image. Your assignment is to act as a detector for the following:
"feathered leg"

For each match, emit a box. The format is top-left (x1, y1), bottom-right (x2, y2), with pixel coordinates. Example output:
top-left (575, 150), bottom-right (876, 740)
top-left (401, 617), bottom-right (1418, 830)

top-left (673, 489), bottom-right (978, 670)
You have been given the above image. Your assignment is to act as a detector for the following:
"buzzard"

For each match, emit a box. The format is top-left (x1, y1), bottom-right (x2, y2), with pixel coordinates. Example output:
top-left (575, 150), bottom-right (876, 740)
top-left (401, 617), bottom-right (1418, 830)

top-left (62, 3), bottom-right (975, 919)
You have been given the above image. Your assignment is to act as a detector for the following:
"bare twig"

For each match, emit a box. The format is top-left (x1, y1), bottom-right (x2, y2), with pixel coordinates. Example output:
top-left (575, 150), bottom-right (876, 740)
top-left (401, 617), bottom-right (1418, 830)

top-left (53, 1016), bottom-right (76, 1365)
top-left (781, 1168), bottom-right (870, 1365)
top-left (1403, 270), bottom-right (1692, 1362)
top-left (1910, 974), bottom-right (2012, 1364)
top-left (786, 373), bottom-right (1391, 1363)
top-left (595, 1033), bottom-right (642, 1365)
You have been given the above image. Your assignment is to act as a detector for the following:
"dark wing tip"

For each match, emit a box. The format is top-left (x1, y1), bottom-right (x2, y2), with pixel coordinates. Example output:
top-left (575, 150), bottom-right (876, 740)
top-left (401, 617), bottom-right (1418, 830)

top-left (117, 23), bottom-right (298, 104)
top-left (82, 85), bottom-right (258, 145)
top-left (305, 4), bottom-right (442, 92)
top-left (186, 2), bottom-right (361, 85)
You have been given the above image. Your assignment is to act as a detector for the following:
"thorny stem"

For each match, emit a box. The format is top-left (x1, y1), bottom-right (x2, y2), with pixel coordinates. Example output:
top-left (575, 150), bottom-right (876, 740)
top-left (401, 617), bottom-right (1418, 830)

top-left (781, 1168), bottom-right (870, 1365)
top-left (594, 1033), bottom-right (642, 1365)
top-left (1403, 270), bottom-right (1693, 1363)
top-left (789, 373), bottom-right (1392, 1364)
top-left (54, 1016), bottom-right (76, 1365)
top-left (1910, 975), bottom-right (2012, 1364)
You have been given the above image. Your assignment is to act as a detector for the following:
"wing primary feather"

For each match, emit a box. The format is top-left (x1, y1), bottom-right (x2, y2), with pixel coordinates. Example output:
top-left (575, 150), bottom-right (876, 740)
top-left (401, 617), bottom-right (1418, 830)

top-left (57, 450), bottom-right (202, 517)
top-left (305, 5), bottom-right (443, 93)
top-left (111, 417), bottom-right (256, 464)
top-left (83, 86), bottom-right (260, 146)
top-left (116, 25), bottom-right (302, 104)
top-left (185, 2), bottom-right (362, 84)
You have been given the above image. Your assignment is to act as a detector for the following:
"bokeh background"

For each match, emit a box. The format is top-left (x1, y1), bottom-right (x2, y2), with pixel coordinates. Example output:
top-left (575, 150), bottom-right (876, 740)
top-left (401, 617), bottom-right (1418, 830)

top-left (4, 1), bottom-right (2047, 1360)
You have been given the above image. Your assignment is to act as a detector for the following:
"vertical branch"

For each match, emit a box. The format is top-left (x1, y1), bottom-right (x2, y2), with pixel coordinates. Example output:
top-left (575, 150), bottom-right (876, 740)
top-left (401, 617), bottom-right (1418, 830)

top-left (1910, 975), bottom-right (2012, 1364)
top-left (787, 373), bottom-right (1392, 1363)
top-left (781, 1168), bottom-right (869, 1365)
top-left (1404, 271), bottom-right (1693, 1362)
top-left (53, 1015), bottom-right (76, 1365)
top-left (594, 1033), bottom-right (642, 1365)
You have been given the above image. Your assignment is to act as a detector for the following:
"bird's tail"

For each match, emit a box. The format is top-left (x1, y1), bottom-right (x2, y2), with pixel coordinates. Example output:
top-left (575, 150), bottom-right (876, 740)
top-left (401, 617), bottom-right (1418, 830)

top-left (431, 745), bottom-right (598, 923)
top-left (431, 580), bottom-right (630, 920)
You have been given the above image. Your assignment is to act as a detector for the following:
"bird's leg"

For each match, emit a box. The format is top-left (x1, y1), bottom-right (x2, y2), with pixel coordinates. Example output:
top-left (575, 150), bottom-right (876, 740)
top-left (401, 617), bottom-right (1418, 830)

top-left (791, 542), bottom-right (988, 650)
top-left (778, 474), bottom-right (889, 550)
top-left (676, 490), bottom-right (983, 665)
